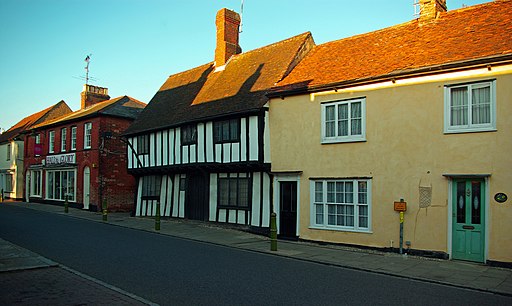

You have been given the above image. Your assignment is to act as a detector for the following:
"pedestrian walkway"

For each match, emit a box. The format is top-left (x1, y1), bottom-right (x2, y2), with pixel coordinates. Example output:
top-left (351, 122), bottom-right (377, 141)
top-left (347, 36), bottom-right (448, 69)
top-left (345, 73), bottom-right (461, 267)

top-left (3, 201), bottom-right (512, 298)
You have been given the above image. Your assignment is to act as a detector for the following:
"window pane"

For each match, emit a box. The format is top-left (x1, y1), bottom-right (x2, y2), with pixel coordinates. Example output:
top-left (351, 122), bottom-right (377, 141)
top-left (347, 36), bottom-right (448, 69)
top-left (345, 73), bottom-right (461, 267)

top-left (325, 106), bottom-right (336, 137)
top-left (351, 102), bottom-right (361, 119)
top-left (456, 181), bottom-right (466, 223)
top-left (338, 104), bottom-right (348, 136)
top-left (351, 119), bottom-right (362, 135)
top-left (327, 204), bottom-right (336, 225)
top-left (358, 181), bottom-right (367, 204)
top-left (471, 86), bottom-right (490, 125)
top-left (316, 204), bottom-right (324, 224)
top-left (471, 181), bottom-right (481, 225)
top-left (239, 178), bottom-right (249, 208)
top-left (327, 182), bottom-right (335, 202)
top-left (335, 182), bottom-right (344, 203)
top-left (450, 87), bottom-right (468, 126)
top-left (229, 120), bottom-right (238, 140)
top-left (345, 182), bottom-right (353, 203)
top-left (315, 182), bottom-right (323, 202)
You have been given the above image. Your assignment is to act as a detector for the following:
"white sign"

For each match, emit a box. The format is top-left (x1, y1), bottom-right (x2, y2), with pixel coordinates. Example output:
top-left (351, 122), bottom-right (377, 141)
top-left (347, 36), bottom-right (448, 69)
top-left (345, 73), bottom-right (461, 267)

top-left (46, 153), bottom-right (76, 165)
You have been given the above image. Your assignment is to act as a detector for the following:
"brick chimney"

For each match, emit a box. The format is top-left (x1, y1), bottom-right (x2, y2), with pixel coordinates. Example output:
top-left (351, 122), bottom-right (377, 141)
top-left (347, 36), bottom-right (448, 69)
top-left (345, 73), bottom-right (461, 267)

top-left (215, 8), bottom-right (242, 68)
top-left (419, 0), bottom-right (447, 24)
top-left (81, 84), bottom-right (110, 109)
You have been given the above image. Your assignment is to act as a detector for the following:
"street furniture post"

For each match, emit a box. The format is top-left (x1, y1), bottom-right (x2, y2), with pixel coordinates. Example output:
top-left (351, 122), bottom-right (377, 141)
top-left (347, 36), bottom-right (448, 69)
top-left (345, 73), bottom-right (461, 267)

top-left (64, 195), bottom-right (69, 213)
top-left (270, 212), bottom-right (277, 251)
top-left (102, 198), bottom-right (108, 222)
top-left (155, 201), bottom-right (161, 231)
top-left (393, 199), bottom-right (407, 255)
top-left (0, 188), bottom-right (3, 202)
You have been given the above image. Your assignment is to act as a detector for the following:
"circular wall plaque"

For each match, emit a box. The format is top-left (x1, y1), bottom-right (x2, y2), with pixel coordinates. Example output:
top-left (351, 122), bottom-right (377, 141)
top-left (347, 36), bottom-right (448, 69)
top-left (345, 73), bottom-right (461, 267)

top-left (494, 193), bottom-right (508, 203)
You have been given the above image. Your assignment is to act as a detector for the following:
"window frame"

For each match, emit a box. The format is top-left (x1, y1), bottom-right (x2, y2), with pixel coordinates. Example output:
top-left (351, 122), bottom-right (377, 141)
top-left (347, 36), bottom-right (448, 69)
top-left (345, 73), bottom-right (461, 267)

top-left (70, 126), bottom-right (77, 151)
top-left (49, 131), bottom-right (55, 153)
top-left (30, 170), bottom-right (42, 197)
top-left (310, 178), bottom-right (372, 233)
top-left (137, 134), bottom-right (149, 155)
top-left (444, 80), bottom-right (496, 134)
top-left (181, 124), bottom-right (197, 146)
top-left (321, 98), bottom-right (366, 144)
top-left (84, 123), bottom-right (92, 149)
top-left (61, 127), bottom-right (67, 152)
top-left (213, 119), bottom-right (240, 143)
top-left (217, 174), bottom-right (251, 209)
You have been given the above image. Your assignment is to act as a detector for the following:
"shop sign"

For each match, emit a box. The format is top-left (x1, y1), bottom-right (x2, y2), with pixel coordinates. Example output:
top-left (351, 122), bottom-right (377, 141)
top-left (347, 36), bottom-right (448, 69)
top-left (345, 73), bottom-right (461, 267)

top-left (46, 153), bottom-right (76, 165)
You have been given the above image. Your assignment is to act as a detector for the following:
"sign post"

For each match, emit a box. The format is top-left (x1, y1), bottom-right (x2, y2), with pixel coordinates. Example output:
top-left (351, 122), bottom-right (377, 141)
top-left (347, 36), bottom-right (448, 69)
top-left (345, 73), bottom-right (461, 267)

top-left (394, 199), bottom-right (407, 254)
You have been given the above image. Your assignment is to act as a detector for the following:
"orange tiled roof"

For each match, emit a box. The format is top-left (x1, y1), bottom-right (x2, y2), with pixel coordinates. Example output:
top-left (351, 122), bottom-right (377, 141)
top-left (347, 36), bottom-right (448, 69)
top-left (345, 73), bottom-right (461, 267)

top-left (0, 101), bottom-right (71, 143)
top-left (276, 0), bottom-right (512, 91)
top-left (125, 32), bottom-right (314, 135)
top-left (31, 96), bottom-right (146, 130)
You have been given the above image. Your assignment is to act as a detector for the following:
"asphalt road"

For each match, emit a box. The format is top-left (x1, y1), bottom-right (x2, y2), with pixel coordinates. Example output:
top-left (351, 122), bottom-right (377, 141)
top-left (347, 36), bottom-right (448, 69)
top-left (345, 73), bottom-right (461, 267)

top-left (1, 204), bottom-right (510, 305)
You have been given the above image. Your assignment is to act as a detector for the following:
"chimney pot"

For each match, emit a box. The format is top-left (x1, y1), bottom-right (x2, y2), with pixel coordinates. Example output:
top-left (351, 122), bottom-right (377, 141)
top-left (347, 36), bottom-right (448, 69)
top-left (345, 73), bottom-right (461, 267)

top-left (215, 8), bottom-right (242, 68)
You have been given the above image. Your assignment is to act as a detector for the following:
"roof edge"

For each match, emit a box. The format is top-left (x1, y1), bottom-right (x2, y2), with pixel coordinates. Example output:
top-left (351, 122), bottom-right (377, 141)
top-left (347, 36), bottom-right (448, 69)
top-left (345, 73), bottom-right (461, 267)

top-left (268, 53), bottom-right (512, 98)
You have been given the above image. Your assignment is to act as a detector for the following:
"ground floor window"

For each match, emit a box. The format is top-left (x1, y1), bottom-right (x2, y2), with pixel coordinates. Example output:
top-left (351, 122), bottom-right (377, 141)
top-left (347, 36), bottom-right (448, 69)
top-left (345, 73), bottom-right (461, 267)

top-left (5, 173), bottom-right (13, 192)
top-left (46, 169), bottom-right (76, 201)
top-left (218, 174), bottom-right (250, 209)
top-left (311, 179), bottom-right (371, 232)
top-left (30, 170), bottom-right (42, 197)
top-left (141, 175), bottom-right (161, 199)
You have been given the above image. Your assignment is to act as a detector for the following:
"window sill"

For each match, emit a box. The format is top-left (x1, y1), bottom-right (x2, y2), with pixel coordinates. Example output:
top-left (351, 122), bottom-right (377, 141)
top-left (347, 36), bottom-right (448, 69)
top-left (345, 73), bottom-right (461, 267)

top-left (218, 206), bottom-right (250, 211)
top-left (309, 225), bottom-right (372, 234)
top-left (444, 127), bottom-right (497, 134)
top-left (321, 138), bottom-right (366, 145)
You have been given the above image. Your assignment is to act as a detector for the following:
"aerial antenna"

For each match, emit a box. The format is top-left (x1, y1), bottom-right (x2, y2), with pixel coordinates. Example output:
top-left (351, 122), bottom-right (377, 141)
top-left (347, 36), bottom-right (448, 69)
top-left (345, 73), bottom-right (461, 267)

top-left (239, 0), bottom-right (244, 33)
top-left (84, 54), bottom-right (92, 85)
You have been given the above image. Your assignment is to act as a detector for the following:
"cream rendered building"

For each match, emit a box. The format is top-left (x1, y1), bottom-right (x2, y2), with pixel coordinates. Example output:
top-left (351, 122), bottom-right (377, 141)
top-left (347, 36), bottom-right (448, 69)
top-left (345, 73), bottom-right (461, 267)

top-left (268, 0), bottom-right (512, 265)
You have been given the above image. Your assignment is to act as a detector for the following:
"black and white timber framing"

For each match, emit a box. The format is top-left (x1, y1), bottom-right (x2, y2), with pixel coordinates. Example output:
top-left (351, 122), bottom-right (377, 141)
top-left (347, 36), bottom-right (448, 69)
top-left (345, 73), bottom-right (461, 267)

top-left (127, 112), bottom-right (272, 228)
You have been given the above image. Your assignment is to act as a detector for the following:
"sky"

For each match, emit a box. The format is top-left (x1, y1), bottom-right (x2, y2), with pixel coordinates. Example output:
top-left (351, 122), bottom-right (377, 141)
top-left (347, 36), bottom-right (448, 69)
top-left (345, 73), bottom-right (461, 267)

top-left (0, 0), bottom-right (490, 131)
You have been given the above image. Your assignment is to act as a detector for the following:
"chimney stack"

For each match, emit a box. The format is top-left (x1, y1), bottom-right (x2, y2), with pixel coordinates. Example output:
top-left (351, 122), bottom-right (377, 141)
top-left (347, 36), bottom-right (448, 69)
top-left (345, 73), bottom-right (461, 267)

top-left (419, 0), bottom-right (447, 24)
top-left (215, 8), bottom-right (242, 68)
top-left (81, 84), bottom-right (110, 109)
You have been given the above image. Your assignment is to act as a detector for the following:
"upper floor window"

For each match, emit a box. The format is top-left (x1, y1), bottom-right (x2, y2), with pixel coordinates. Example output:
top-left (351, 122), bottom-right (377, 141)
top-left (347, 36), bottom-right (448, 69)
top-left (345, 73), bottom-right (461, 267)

top-left (71, 126), bottom-right (77, 150)
top-left (35, 133), bottom-right (40, 144)
top-left (49, 131), bottom-right (55, 153)
top-left (321, 98), bottom-right (366, 143)
top-left (34, 134), bottom-right (41, 156)
top-left (84, 123), bottom-right (92, 149)
top-left (214, 119), bottom-right (239, 143)
top-left (6, 144), bottom-right (11, 160)
top-left (137, 134), bottom-right (149, 155)
top-left (444, 80), bottom-right (496, 133)
top-left (312, 179), bottom-right (371, 232)
top-left (61, 128), bottom-right (67, 152)
top-left (181, 124), bottom-right (197, 145)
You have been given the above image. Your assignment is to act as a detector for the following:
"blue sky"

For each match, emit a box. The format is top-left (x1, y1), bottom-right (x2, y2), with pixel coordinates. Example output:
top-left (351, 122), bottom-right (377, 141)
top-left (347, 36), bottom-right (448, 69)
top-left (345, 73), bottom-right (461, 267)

top-left (0, 0), bottom-right (489, 131)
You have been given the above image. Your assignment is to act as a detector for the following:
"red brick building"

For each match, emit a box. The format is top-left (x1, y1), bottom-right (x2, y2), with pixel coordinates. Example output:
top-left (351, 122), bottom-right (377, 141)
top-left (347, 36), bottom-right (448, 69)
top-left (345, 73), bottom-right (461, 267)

top-left (24, 85), bottom-right (146, 212)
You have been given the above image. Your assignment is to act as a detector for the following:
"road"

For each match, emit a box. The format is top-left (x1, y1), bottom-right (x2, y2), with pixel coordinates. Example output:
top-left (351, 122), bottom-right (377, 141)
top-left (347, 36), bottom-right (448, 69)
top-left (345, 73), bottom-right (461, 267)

top-left (0, 204), bottom-right (510, 305)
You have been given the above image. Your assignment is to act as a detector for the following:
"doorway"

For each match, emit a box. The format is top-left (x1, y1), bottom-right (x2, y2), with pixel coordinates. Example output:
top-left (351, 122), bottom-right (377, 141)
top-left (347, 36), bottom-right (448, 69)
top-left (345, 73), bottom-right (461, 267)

top-left (185, 172), bottom-right (209, 221)
top-left (452, 179), bottom-right (485, 262)
top-left (279, 181), bottom-right (298, 239)
top-left (83, 166), bottom-right (90, 210)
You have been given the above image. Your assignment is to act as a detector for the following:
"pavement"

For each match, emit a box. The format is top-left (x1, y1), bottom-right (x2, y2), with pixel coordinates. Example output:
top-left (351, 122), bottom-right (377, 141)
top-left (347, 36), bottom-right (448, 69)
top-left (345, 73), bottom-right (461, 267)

top-left (1, 201), bottom-right (512, 304)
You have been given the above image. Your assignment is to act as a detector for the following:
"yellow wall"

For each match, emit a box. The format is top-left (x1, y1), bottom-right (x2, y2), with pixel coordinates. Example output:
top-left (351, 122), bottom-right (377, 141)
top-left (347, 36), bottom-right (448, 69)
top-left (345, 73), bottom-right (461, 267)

top-left (269, 67), bottom-right (512, 262)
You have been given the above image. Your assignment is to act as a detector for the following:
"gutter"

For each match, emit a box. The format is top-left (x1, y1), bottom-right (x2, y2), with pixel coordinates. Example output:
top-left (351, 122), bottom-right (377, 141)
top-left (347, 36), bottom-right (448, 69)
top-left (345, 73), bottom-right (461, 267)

top-left (267, 53), bottom-right (512, 98)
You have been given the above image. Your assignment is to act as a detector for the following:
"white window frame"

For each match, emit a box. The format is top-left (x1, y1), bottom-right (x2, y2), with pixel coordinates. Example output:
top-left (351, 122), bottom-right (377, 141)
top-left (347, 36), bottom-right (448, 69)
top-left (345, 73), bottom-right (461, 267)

top-left (49, 131), bottom-right (55, 153)
top-left (45, 168), bottom-right (77, 202)
top-left (321, 98), bottom-right (366, 144)
top-left (61, 128), bottom-right (67, 152)
top-left (84, 123), bottom-right (92, 149)
top-left (444, 80), bottom-right (496, 134)
top-left (71, 126), bottom-right (77, 151)
top-left (30, 169), bottom-right (42, 197)
top-left (310, 178), bottom-right (372, 233)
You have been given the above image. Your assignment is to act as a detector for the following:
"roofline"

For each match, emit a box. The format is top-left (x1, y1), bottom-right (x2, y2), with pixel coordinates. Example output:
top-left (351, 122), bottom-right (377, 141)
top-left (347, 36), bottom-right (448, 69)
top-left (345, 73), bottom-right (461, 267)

top-left (268, 53), bottom-right (512, 98)
top-left (123, 107), bottom-right (267, 137)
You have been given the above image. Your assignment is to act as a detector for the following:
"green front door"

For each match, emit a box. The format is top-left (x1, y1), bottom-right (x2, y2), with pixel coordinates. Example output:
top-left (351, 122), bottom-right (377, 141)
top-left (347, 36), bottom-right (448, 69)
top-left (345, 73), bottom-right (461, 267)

top-left (452, 180), bottom-right (485, 262)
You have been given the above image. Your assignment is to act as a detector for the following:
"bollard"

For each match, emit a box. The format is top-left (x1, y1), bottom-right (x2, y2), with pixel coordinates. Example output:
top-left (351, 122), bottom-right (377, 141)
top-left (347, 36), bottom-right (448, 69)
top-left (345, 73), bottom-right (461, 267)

top-left (270, 212), bottom-right (277, 251)
top-left (64, 195), bottom-right (69, 213)
top-left (155, 201), bottom-right (161, 231)
top-left (102, 199), bottom-right (108, 222)
top-left (0, 188), bottom-right (3, 202)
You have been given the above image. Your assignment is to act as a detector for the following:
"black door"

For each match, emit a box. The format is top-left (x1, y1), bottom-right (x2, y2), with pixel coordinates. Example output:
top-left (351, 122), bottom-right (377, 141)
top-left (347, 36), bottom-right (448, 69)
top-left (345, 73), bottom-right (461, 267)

top-left (279, 181), bottom-right (297, 239)
top-left (185, 173), bottom-right (209, 221)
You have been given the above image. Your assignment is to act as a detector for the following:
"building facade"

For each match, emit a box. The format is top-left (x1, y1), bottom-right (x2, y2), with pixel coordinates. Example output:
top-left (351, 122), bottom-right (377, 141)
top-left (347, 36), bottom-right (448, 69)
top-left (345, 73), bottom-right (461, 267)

top-left (124, 8), bottom-right (314, 231)
top-left (0, 101), bottom-right (71, 200)
top-left (24, 85), bottom-right (145, 211)
top-left (268, 0), bottom-right (512, 265)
